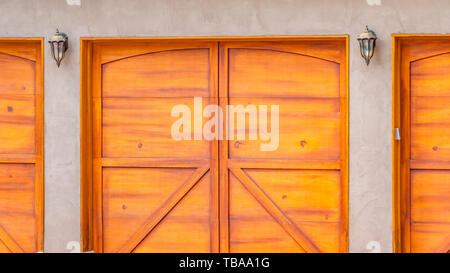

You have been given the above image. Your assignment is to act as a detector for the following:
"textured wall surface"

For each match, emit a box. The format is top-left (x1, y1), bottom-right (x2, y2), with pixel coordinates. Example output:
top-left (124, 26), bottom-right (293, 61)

top-left (0, 0), bottom-right (449, 253)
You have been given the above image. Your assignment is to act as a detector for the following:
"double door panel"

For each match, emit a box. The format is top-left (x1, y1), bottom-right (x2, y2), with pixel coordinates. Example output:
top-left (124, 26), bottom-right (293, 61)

top-left (92, 38), bottom-right (348, 253)
top-left (93, 41), bottom-right (219, 253)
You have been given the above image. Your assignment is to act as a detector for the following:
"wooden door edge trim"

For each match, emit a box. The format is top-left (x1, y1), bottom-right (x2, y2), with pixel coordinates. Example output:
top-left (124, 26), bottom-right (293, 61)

top-left (392, 35), bottom-right (402, 253)
top-left (80, 40), bottom-right (94, 252)
top-left (339, 36), bottom-right (350, 253)
top-left (80, 35), bottom-right (349, 42)
top-left (80, 37), bottom-right (350, 253)
top-left (0, 37), bottom-right (44, 40)
top-left (36, 38), bottom-right (45, 252)
top-left (392, 34), bottom-right (450, 38)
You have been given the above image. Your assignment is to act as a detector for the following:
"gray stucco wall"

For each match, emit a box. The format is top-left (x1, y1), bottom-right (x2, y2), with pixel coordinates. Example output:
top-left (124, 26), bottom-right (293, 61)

top-left (0, 0), bottom-right (449, 253)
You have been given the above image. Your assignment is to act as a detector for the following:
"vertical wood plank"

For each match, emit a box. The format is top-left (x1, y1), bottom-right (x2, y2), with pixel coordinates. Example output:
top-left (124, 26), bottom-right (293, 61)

top-left (338, 36), bottom-right (349, 253)
top-left (400, 42), bottom-right (412, 253)
top-left (92, 45), bottom-right (104, 253)
top-left (80, 40), bottom-right (94, 252)
top-left (208, 42), bottom-right (220, 253)
top-left (392, 36), bottom-right (402, 253)
top-left (218, 42), bottom-right (230, 253)
top-left (34, 40), bottom-right (44, 252)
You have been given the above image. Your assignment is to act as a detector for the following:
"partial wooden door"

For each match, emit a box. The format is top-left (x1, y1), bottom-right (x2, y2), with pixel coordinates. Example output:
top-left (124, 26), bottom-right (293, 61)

top-left (91, 41), bottom-right (219, 253)
top-left (218, 39), bottom-right (348, 253)
top-left (0, 40), bottom-right (44, 253)
top-left (394, 37), bottom-right (450, 253)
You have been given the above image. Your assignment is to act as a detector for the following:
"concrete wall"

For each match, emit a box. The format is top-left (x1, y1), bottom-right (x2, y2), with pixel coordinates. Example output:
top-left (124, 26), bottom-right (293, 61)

top-left (0, 0), bottom-right (449, 253)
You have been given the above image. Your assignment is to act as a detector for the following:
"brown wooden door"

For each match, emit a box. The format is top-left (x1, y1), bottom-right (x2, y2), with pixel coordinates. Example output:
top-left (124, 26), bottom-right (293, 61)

top-left (87, 38), bottom-right (348, 253)
top-left (92, 41), bottom-right (219, 253)
top-left (0, 40), bottom-right (44, 253)
top-left (395, 37), bottom-right (450, 253)
top-left (218, 40), bottom-right (348, 253)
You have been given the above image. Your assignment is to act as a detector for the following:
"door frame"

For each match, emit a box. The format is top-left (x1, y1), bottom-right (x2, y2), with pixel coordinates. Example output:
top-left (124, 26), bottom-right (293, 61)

top-left (392, 34), bottom-right (450, 253)
top-left (0, 38), bottom-right (44, 252)
top-left (80, 36), bottom-right (349, 252)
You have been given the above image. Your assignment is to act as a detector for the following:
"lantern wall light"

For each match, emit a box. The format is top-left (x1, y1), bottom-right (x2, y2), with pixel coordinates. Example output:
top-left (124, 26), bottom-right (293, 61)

top-left (357, 26), bottom-right (377, 65)
top-left (48, 29), bottom-right (68, 67)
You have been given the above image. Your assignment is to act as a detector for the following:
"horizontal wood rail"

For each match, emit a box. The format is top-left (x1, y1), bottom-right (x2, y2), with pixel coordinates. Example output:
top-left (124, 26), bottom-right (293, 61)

top-left (228, 159), bottom-right (340, 170)
top-left (98, 158), bottom-right (210, 168)
top-left (410, 160), bottom-right (450, 170)
top-left (0, 154), bottom-right (36, 164)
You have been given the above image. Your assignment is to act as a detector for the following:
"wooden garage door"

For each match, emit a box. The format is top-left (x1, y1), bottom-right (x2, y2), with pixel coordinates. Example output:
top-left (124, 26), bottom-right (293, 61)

top-left (86, 38), bottom-right (348, 253)
top-left (0, 40), bottom-right (43, 253)
top-left (394, 37), bottom-right (450, 253)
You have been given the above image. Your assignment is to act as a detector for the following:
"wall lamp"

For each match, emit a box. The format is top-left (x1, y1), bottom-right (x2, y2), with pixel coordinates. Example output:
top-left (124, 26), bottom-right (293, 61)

top-left (357, 26), bottom-right (377, 65)
top-left (48, 29), bottom-right (68, 67)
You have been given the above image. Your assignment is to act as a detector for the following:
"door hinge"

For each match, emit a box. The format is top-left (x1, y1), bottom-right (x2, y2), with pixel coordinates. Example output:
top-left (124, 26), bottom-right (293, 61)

top-left (394, 128), bottom-right (401, 140)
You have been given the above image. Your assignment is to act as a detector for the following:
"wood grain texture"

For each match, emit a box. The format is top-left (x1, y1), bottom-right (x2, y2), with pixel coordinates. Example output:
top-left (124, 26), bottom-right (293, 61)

top-left (102, 49), bottom-right (210, 98)
top-left (411, 170), bottom-right (450, 223)
top-left (394, 35), bottom-right (450, 252)
top-left (0, 164), bottom-right (35, 253)
top-left (102, 97), bottom-right (211, 158)
top-left (228, 172), bottom-right (305, 253)
top-left (0, 239), bottom-right (11, 253)
top-left (411, 52), bottom-right (450, 97)
top-left (0, 52), bottom-right (35, 95)
top-left (411, 223), bottom-right (450, 253)
top-left (0, 94), bottom-right (35, 154)
top-left (0, 40), bottom-right (43, 253)
top-left (245, 169), bottom-right (341, 223)
top-left (411, 96), bottom-right (450, 160)
top-left (228, 169), bottom-right (341, 253)
top-left (228, 48), bottom-right (340, 98)
top-left (102, 167), bottom-right (194, 252)
top-left (0, 52), bottom-right (36, 155)
top-left (230, 168), bottom-right (321, 253)
top-left (104, 167), bottom-right (210, 253)
top-left (227, 97), bottom-right (340, 160)
top-left (133, 172), bottom-right (211, 253)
